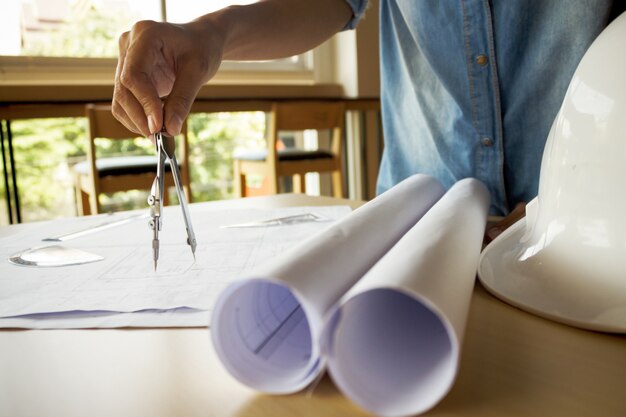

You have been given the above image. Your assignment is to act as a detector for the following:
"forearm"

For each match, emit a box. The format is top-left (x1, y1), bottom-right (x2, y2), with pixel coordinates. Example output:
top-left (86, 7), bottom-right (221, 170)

top-left (200, 0), bottom-right (353, 61)
top-left (113, 0), bottom-right (354, 136)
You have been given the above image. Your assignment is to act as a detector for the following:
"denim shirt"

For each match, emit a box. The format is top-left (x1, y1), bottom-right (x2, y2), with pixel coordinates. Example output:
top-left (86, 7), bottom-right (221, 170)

top-left (344, 0), bottom-right (615, 215)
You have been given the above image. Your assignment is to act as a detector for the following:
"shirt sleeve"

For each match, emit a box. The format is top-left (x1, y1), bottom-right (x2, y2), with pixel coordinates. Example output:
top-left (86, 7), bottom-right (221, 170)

top-left (342, 0), bottom-right (369, 30)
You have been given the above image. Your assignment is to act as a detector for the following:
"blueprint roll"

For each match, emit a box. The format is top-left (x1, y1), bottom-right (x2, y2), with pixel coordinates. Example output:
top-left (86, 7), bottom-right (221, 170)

top-left (321, 179), bottom-right (490, 416)
top-left (210, 174), bottom-right (446, 394)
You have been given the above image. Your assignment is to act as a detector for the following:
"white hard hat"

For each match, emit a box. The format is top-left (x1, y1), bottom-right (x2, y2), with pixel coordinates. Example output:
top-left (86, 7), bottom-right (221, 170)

top-left (478, 12), bottom-right (626, 333)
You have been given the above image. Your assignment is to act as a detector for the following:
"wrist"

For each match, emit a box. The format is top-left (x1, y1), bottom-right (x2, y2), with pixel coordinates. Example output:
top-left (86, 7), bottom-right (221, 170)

top-left (188, 8), bottom-right (234, 60)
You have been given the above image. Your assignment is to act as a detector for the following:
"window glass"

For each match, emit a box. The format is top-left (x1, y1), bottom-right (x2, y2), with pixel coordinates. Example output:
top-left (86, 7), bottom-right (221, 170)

top-left (188, 111), bottom-right (265, 201)
top-left (165, 0), bottom-right (257, 23)
top-left (10, 117), bottom-right (88, 222)
top-left (0, 165), bottom-right (7, 227)
top-left (1, 112), bottom-right (265, 223)
top-left (0, 0), bottom-right (160, 58)
top-left (0, 0), bottom-right (263, 58)
top-left (0, 0), bottom-right (308, 75)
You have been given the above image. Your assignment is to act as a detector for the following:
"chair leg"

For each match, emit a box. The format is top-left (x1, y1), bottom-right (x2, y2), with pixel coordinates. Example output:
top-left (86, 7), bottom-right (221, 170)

top-left (75, 183), bottom-right (92, 216)
top-left (292, 174), bottom-right (300, 193)
top-left (268, 171), bottom-right (279, 195)
top-left (74, 175), bottom-right (85, 216)
top-left (332, 171), bottom-right (343, 198)
top-left (80, 190), bottom-right (91, 215)
top-left (293, 174), bottom-right (306, 194)
top-left (88, 192), bottom-right (99, 215)
top-left (234, 161), bottom-right (245, 198)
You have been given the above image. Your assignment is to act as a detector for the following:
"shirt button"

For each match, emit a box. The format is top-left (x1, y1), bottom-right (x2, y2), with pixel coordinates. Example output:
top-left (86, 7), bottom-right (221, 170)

top-left (476, 54), bottom-right (488, 66)
top-left (481, 137), bottom-right (494, 147)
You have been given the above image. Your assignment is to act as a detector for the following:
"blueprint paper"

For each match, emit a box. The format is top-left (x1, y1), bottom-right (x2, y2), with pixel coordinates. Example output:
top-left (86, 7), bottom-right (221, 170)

top-left (0, 205), bottom-right (351, 326)
top-left (210, 174), bottom-right (446, 394)
top-left (322, 178), bottom-right (490, 417)
top-left (209, 176), bottom-right (490, 416)
top-left (0, 308), bottom-right (210, 329)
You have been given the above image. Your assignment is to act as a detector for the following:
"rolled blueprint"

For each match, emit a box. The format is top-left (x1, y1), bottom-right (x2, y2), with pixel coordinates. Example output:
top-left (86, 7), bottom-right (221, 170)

top-left (322, 178), bottom-right (490, 416)
top-left (210, 174), bottom-right (445, 393)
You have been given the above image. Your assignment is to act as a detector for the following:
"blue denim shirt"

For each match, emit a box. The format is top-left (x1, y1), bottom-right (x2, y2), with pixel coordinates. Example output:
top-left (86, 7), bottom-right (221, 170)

top-left (344, 0), bottom-right (615, 215)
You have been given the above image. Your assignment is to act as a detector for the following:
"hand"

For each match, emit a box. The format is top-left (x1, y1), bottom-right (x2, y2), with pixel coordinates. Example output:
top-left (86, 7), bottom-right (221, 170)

top-left (484, 202), bottom-right (527, 245)
top-left (113, 18), bottom-right (224, 136)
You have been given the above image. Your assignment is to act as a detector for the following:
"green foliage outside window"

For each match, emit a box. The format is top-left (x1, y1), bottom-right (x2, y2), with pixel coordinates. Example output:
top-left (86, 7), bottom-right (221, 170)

top-left (188, 112), bottom-right (265, 202)
top-left (10, 118), bottom-right (87, 223)
top-left (21, 2), bottom-right (137, 58)
top-left (2, 112), bottom-right (265, 224)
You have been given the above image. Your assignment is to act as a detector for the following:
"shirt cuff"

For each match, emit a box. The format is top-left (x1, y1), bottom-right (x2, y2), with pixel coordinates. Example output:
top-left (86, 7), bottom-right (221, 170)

top-left (342, 0), bottom-right (369, 30)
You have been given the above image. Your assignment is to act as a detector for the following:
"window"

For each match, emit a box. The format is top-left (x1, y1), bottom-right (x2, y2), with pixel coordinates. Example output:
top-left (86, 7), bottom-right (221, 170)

top-left (0, 0), bottom-right (316, 84)
top-left (166, 0), bottom-right (258, 24)
top-left (1, 0), bottom-right (160, 58)
top-left (0, 111), bottom-right (266, 225)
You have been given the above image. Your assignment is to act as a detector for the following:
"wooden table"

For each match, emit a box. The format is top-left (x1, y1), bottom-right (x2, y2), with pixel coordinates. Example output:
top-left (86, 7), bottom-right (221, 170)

top-left (1, 194), bottom-right (625, 417)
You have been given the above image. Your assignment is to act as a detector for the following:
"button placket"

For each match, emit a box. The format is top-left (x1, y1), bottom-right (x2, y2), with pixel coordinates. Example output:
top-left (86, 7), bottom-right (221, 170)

top-left (481, 137), bottom-right (494, 147)
top-left (476, 54), bottom-right (488, 66)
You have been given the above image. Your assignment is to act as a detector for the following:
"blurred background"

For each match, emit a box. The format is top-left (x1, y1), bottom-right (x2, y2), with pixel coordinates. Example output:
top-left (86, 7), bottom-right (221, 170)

top-left (0, 0), bottom-right (381, 225)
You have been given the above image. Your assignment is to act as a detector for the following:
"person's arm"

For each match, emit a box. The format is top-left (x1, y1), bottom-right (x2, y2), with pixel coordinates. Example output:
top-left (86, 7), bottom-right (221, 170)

top-left (112, 0), bottom-right (353, 137)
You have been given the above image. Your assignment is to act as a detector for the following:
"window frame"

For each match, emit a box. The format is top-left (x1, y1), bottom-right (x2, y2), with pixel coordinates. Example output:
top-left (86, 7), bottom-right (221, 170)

top-left (0, 54), bottom-right (319, 86)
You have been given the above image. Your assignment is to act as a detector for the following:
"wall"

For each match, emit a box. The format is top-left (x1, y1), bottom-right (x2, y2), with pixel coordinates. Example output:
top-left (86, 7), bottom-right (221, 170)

top-left (333, 0), bottom-right (380, 98)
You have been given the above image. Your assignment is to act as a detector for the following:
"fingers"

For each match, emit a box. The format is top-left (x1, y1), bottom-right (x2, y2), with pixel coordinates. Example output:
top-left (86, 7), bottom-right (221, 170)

top-left (112, 21), bottom-right (167, 137)
top-left (112, 31), bottom-right (141, 135)
top-left (112, 19), bottom-right (222, 137)
top-left (484, 202), bottom-right (527, 245)
top-left (163, 61), bottom-right (207, 135)
top-left (119, 58), bottom-right (163, 134)
top-left (112, 81), bottom-right (151, 136)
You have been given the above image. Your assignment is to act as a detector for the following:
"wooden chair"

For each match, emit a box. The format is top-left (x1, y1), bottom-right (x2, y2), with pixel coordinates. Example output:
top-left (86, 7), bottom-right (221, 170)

top-left (73, 104), bottom-right (191, 215)
top-left (233, 101), bottom-right (345, 198)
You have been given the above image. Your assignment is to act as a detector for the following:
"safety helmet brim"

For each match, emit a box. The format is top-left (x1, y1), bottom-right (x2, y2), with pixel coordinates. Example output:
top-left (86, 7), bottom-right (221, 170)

top-left (478, 200), bottom-right (626, 333)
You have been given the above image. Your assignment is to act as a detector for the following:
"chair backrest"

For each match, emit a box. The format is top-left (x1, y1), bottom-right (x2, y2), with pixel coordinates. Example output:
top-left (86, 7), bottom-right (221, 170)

top-left (85, 103), bottom-right (189, 162)
top-left (83, 103), bottom-right (191, 201)
top-left (87, 104), bottom-right (139, 140)
top-left (273, 101), bottom-right (345, 131)
top-left (268, 101), bottom-right (345, 160)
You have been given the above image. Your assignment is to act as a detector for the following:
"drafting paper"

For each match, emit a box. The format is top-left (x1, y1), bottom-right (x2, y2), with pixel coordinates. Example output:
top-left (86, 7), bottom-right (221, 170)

top-left (210, 174), bottom-right (446, 394)
top-left (322, 179), bottom-right (490, 417)
top-left (0, 205), bottom-right (351, 326)
top-left (0, 308), bottom-right (209, 329)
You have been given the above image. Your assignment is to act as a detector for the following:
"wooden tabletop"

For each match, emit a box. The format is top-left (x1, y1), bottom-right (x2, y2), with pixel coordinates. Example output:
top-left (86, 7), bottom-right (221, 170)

top-left (1, 194), bottom-right (625, 417)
